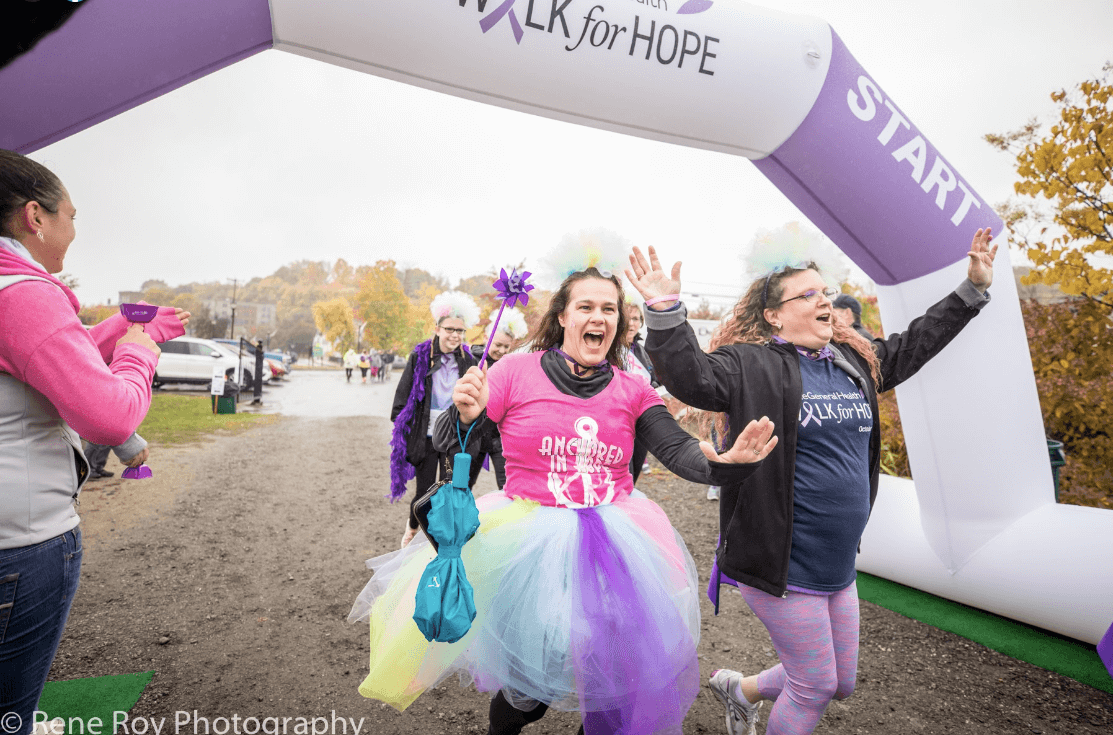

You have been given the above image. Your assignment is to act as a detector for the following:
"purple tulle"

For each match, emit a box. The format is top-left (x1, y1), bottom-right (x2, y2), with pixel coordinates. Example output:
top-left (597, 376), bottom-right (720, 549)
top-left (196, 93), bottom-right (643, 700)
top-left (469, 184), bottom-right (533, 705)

top-left (389, 340), bottom-right (432, 502)
top-left (572, 509), bottom-right (698, 733)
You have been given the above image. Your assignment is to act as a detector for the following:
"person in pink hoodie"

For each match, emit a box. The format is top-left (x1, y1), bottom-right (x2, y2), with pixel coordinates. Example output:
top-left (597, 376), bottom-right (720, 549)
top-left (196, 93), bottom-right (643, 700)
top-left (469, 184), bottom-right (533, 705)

top-left (0, 149), bottom-right (190, 733)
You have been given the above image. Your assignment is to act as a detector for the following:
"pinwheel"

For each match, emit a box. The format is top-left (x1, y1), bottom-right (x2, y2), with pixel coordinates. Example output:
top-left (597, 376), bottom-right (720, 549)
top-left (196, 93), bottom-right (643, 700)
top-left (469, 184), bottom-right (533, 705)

top-left (482, 268), bottom-right (534, 365)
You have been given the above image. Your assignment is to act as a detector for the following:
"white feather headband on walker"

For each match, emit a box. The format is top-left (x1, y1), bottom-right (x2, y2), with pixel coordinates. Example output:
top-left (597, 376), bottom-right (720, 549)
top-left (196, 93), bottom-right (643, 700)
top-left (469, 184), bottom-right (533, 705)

top-left (485, 307), bottom-right (529, 340)
top-left (429, 290), bottom-right (480, 328)
top-left (538, 227), bottom-right (632, 289)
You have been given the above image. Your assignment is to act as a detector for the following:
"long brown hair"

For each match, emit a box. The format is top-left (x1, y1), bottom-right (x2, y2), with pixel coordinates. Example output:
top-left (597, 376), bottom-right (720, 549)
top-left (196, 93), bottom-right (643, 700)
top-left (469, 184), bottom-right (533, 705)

top-left (530, 268), bottom-right (630, 369)
top-left (701, 264), bottom-right (881, 442)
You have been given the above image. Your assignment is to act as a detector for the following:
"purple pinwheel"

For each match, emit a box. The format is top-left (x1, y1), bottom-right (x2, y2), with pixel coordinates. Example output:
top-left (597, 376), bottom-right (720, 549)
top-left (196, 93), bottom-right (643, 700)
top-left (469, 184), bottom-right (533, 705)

top-left (493, 267), bottom-right (534, 308)
top-left (482, 268), bottom-right (534, 365)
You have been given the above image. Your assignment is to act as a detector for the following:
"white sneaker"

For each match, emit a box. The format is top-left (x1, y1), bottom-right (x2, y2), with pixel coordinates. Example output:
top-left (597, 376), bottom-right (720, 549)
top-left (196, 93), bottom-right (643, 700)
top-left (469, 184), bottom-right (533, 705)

top-left (33, 719), bottom-right (65, 735)
top-left (708, 669), bottom-right (762, 735)
top-left (707, 485), bottom-right (720, 501)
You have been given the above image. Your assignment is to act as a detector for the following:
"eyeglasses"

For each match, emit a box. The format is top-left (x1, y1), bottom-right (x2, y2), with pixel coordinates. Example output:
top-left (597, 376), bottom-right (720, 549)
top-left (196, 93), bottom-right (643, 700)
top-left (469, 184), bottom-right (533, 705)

top-left (778, 287), bottom-right (839, 306)
top-left (440, 326), bottom-right (466, 335)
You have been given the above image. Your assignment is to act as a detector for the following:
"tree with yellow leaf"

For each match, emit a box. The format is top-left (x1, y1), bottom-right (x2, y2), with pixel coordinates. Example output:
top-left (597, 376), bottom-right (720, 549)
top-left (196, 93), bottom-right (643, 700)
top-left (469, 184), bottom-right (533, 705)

top-left (311, 297), bottom-right (357, 354)
top-left (987, 63), bottom-right (1112, 304)
top-left (353, 260), bottom-right (414, 350)
top-left (987, 63), bottom-right (1113, 508)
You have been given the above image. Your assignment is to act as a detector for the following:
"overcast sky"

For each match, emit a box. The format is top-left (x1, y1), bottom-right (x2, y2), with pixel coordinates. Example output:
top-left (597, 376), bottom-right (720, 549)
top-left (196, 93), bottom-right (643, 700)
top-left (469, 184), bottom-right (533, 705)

top-left (32, 1), bottom-right (1113, 308)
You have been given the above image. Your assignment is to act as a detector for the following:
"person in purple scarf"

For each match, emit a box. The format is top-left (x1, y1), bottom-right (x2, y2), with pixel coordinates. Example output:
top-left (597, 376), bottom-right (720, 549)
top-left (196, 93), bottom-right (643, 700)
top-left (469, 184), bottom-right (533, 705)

top-left (627, 230), bottom-right (997, 735)
top-left (389, 291), bottom-right (480, 545)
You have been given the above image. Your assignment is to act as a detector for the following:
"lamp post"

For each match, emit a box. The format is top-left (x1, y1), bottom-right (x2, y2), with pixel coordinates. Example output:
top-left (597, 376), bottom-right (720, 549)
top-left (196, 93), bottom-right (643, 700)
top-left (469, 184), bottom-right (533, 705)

top-left (227, 278), bottom-right (239, 339)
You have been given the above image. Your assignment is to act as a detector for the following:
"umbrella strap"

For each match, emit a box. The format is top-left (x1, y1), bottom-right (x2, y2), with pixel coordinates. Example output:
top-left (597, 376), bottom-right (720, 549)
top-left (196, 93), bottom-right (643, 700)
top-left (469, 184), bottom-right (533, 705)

top-left (452, 418), bottom-right (479, 489)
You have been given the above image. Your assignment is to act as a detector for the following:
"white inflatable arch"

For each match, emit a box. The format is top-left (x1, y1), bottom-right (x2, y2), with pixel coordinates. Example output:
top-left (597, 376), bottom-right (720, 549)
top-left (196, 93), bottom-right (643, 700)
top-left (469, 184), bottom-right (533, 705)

top-left (2, 0), bottom-right (1109, 646)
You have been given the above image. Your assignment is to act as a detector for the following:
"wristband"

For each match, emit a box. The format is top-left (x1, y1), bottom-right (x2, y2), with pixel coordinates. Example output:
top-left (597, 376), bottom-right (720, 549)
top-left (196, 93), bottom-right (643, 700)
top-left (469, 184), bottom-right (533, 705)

top-left (644, 294), bottom-right (680, 306)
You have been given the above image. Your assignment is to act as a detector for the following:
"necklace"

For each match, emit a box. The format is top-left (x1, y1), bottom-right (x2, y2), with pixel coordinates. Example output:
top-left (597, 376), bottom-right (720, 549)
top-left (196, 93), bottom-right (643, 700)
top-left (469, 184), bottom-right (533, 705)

top-left (548, 348), bottom-right (611, 376)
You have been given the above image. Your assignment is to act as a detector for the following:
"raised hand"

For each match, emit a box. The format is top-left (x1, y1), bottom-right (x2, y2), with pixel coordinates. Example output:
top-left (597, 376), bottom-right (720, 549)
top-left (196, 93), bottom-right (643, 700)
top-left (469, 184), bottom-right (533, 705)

top-left (625, 245), bottom-right (682, 310)
top-left (967, 228), bottom-right (998, 292)
top-left (174, 307), bottom-right (191, 328)
top-left (700, 416), bottom-right (778, 465)
top-left (453, 365), bottom-right (489, 425)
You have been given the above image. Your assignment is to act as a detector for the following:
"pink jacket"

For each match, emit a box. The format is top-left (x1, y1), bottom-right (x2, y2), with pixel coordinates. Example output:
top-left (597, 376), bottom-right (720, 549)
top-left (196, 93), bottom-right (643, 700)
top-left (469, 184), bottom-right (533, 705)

top-left (0, 248), bottom-right (184, 445)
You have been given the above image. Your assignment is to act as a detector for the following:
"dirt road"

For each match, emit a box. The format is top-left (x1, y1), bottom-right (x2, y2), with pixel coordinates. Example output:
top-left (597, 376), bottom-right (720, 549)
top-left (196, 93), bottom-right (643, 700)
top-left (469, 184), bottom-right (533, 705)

top-left (53, 372), bottom-right (1111, 734)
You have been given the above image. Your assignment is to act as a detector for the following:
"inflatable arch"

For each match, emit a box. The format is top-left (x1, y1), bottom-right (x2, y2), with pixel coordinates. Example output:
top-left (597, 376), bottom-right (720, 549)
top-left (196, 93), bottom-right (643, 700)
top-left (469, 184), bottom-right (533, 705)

top-left (3, 0), bottom-right (1110, 648)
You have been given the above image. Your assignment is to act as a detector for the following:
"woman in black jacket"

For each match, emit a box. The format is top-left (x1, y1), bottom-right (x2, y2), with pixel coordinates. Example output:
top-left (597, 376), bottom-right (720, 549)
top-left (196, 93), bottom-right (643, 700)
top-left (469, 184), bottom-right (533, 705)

top-left (389, 291), bottom-right (479, 546)
top-left (625, 229), bottom-right (997, 735)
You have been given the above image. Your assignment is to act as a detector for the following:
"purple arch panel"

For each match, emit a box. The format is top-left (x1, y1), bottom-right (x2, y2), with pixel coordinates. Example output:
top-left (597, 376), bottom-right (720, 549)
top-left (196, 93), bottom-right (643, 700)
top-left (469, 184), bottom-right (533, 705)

top-left (754, 32), bottom-right (1002, 285)
top-left (0, 0), bottom-right (273, 154)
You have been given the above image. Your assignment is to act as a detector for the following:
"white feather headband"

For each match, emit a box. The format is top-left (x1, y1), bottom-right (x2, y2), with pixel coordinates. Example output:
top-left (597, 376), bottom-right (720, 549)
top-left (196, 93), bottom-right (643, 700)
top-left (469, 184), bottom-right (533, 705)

top-left (485, 307), bottom-right (529, 340)
top-left (538, 227), bottom-right (632, 290)
top-left (743, 222), bottom-right (849, 287)
top-left (429, 290), bottom-right (480, 328)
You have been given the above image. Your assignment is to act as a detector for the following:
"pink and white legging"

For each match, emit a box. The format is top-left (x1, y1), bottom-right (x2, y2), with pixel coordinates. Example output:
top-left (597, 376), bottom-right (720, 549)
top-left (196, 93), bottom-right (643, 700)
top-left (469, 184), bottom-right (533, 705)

top-left (738, 580), bottom-right (860, 735)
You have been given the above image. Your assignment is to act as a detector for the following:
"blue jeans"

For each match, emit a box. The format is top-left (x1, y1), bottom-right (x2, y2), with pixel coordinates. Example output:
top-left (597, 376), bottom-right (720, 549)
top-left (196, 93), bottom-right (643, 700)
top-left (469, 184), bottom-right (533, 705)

top-left (0, 529), bottom-right (83, 735)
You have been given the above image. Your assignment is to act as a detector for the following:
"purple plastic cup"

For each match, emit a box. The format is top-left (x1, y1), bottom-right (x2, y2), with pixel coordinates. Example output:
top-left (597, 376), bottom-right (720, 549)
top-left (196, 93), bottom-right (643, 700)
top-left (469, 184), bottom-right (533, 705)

top-left (119, 303), bottom-right (158, 323)
top-left (121, 465), bottom-right (153, 480)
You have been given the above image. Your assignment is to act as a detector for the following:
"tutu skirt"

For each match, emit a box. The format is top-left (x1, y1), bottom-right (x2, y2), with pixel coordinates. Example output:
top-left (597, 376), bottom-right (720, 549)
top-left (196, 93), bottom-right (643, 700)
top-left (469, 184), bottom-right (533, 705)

top-left (350, 490), bottom-right (700, 734)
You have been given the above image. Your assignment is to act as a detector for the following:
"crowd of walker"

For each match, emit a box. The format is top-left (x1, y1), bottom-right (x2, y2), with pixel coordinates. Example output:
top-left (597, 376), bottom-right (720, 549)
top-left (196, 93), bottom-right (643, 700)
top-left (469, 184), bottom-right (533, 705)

top-left (1, 149), bottom-right (998, 735)
top-left (344, 347), bottom-right (395, 384)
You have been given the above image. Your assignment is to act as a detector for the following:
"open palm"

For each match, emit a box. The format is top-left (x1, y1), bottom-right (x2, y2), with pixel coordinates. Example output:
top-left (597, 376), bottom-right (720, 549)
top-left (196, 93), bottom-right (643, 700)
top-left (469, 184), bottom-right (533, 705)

top-left (967, 228), bottom-right (998, 291)
top-left (700, 417), bottom-right (778, 465)
top-left (625, 245), bottom-right (682, 306)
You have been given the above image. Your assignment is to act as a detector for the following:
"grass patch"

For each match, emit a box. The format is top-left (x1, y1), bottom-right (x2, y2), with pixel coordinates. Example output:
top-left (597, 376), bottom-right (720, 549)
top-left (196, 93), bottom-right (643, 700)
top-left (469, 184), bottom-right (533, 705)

top-left (857, 572), bottom-right (1113, 694)
top-left (38, 672), bottom-right (154, 729)
top-left (138, 394), bottom-right (279, 445)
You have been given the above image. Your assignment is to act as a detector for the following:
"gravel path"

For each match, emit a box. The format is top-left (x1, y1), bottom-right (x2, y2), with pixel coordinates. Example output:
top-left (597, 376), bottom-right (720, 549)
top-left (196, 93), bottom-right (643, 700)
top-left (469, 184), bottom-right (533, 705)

top-left (53, 377), bottom-right (1111, 734)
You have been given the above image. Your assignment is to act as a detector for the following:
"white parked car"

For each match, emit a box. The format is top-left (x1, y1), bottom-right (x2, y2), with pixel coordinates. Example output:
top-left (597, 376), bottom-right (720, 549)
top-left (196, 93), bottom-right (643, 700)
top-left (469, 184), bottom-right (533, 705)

top-left (208, 340), bottom-right (274, 390)
top-left (153, 337), bottom-right (239, 389)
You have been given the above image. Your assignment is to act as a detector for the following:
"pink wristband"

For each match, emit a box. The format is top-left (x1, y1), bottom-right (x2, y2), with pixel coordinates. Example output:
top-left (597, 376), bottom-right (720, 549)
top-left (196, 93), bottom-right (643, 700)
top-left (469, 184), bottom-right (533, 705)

top-left (645, 294), bottom-right (681, 306)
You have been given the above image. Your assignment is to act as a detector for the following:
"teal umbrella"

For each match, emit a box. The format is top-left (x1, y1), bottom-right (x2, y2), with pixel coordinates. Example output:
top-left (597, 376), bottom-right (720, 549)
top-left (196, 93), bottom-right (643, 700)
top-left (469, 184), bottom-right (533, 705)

top-left (412, 436), bottom-right (481, 643)
top-left (412, 268), bottom-right (530, 643)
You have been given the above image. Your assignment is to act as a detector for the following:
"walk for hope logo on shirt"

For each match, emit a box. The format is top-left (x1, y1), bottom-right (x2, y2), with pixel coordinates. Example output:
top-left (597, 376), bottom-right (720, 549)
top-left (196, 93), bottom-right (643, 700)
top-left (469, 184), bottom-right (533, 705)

top-left (798, 376), bottom-right (873, 432)
top-left (538, 416), bottom-right (625, 508)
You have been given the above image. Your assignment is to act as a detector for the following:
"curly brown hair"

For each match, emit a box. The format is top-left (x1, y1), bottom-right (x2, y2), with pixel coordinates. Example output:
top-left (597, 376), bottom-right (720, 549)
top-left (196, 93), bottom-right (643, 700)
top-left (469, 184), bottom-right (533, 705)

top-left (530, 268), bottom-right (630, 369)
top-left (701, 264), bottom-right (881, 441)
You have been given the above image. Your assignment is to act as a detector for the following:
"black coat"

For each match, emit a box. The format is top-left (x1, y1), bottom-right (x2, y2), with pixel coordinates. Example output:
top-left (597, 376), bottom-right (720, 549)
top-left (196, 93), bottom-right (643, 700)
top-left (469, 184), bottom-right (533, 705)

top-left (645, 287), bottom-right (986, 598)
top-left (391, 342), bottom-right (478, 465)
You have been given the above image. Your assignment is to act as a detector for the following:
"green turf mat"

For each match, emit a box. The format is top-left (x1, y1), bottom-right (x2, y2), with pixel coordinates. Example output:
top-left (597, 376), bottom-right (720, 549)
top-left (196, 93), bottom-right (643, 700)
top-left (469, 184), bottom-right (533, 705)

top-left (36, 671), bottom-right (154, 732)
top-left (857, 572), bottom-right (1112, 694)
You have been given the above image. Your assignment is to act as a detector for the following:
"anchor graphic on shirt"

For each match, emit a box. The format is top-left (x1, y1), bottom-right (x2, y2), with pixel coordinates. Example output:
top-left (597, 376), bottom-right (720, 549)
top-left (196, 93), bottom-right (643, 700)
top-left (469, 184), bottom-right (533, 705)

top-left (547, 416), bottom-right (617, 508)
top-left (428, 576), bottom-right (440, 588)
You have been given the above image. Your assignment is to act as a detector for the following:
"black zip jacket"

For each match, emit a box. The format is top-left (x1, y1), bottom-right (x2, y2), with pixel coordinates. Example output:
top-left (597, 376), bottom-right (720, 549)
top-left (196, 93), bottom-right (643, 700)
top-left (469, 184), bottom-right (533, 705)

top-left (390, 342), bottom-right (478, 466)
top-left (644, 281), bottom-right (989, 598)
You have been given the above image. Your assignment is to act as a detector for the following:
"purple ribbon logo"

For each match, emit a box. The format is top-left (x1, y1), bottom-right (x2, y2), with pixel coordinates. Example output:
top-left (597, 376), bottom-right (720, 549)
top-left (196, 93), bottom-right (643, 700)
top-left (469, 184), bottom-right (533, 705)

top-left (480, 0), bottom-right (525, 44)
top-left (801, 403), bottom-right (822, 428)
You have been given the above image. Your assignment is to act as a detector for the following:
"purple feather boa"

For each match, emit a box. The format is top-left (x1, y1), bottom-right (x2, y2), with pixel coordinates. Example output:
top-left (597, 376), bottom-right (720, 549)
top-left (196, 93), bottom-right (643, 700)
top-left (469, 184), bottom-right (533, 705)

top-left (389, 339), bottom-right (432, 502)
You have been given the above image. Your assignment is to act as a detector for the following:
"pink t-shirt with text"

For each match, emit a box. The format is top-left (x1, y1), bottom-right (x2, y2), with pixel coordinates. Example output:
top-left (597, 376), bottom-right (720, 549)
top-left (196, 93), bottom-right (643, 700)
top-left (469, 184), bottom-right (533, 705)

top-left (486, 352), bottom-right (663, 508)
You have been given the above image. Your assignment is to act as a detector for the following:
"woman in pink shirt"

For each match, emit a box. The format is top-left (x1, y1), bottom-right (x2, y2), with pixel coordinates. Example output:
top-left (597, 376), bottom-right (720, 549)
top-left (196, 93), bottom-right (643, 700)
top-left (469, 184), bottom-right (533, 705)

top-left (351, 265), bottom-right (779, 735)
top-left (0, 149), bottom-right (187, 732)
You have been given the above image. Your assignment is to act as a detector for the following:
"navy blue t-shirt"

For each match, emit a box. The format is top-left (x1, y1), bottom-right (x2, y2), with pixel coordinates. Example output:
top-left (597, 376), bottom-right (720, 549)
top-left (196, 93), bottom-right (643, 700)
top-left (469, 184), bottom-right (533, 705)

top-left (786, 355), bottom-right (873, 592)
